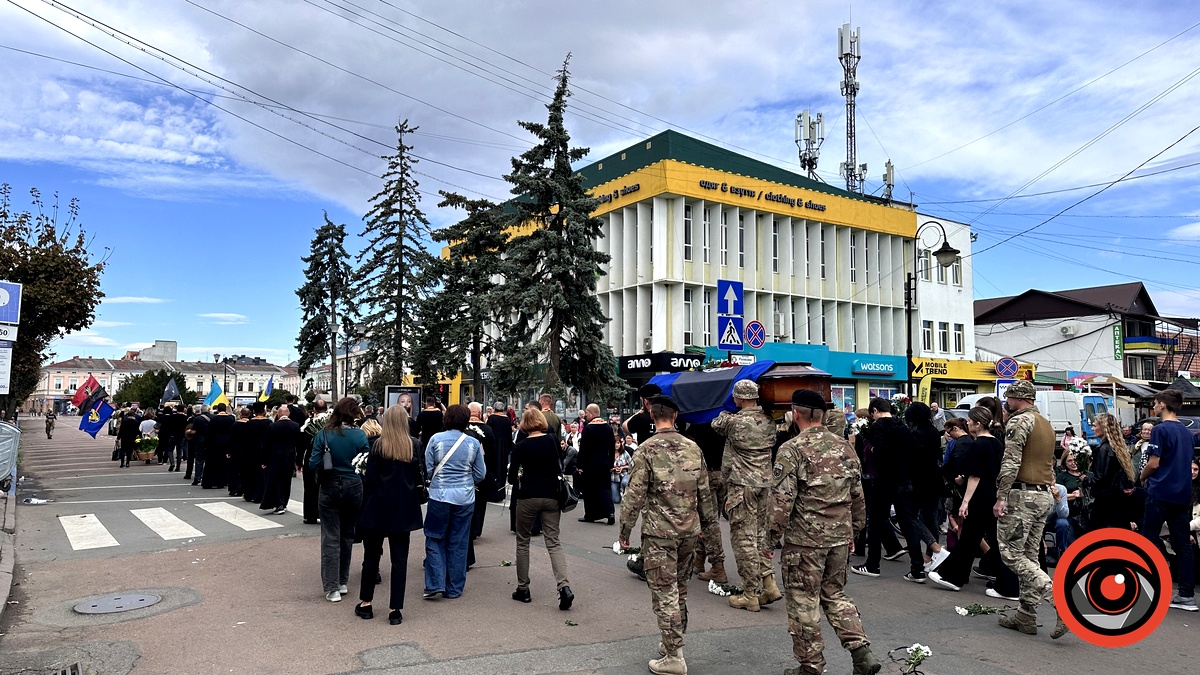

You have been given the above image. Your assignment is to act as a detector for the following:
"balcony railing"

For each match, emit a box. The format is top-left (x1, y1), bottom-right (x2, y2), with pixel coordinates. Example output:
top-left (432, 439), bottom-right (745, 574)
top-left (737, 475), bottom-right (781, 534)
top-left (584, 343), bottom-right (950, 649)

top-left (1125, 335), bottom-right (1177, 354)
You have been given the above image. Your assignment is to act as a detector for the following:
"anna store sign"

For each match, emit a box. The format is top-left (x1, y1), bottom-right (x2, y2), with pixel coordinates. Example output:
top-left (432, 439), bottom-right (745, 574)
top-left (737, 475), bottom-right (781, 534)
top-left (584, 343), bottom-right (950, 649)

top-left (698, 179), bottom-right (827, 212)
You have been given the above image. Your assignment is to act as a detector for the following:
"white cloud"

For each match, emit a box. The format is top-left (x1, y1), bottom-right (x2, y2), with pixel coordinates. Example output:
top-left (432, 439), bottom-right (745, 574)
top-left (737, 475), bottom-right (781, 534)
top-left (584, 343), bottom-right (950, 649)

top-left (1165, 223), bottom-right (1200, 240)
top-left (198, 312), bottom-right (250, 325)
top-left (1150, 290), bottom-right (1200, 319)
top-left (92, 320), bottom-right (133, 328)
top-left (53, 330), bottom-right (118, 347)
top-left (103, 296), bottom-right (169, 304)
top-left (122, 342), bottom-right (153, 350)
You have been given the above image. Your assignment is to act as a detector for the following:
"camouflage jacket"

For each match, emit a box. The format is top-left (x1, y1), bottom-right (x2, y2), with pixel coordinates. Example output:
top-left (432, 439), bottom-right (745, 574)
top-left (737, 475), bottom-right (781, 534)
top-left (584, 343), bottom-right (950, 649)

top-left (771, 426), bottom-right (866, 548)
top-left (619, 431), bottom-right (717, 541)
top-left (712, 406), bottom-right (776, 488)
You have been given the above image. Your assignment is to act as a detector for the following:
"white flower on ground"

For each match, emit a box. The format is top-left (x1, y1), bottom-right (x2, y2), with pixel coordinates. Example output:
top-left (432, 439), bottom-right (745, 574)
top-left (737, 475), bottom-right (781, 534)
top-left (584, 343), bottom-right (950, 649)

top-left (612, 542), bottom-right (622, 554)
top-left (955, 606), bottom-right (969, 616)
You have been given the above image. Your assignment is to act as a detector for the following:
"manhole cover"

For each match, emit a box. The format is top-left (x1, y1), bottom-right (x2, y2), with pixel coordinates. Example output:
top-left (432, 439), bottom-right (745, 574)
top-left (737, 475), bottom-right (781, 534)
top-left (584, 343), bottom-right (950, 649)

top-left (73, 593), bottom-right (162, 614)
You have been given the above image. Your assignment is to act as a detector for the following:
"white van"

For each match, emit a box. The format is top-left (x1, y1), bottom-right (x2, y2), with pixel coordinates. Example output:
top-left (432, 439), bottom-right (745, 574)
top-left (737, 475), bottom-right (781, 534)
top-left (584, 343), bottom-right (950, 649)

top-left (955, 390), bottom-right (1080, 439)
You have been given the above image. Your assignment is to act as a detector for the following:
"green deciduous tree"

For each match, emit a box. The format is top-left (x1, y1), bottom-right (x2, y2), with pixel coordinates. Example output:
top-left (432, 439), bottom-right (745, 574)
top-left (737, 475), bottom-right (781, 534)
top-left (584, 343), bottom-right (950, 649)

top-left (355, 121), bottom-right (436, 390)
top-left (410, 192), bottom-right (507, 399)
top-left (0, 184), bottom-right (107, 419)
top-left (490, 56), bottom-right (627, 403)
top-left (296, 214), bottom-right (357, 402)
top-left (112, 369), bottom-right (199, 409)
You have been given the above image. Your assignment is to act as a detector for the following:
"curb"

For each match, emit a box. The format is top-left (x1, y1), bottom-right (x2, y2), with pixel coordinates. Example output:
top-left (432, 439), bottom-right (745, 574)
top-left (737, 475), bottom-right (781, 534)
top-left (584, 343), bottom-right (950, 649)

top-left (0, 494), bottom-right (15, 623)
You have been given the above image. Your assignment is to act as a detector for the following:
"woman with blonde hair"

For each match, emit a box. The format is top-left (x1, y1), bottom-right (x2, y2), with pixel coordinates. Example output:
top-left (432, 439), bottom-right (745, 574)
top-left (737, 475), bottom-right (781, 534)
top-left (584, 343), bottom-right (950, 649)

top-left (355, 405), bottom-right (424, 624)
top-left (1088, 412), bottom-right (1135, 531)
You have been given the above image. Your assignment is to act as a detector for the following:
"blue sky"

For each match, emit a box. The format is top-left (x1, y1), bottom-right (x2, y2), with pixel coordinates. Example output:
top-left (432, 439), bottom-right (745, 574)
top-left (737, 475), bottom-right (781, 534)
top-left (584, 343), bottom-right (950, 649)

top-left (2, 0), bottom-right (1199, 364)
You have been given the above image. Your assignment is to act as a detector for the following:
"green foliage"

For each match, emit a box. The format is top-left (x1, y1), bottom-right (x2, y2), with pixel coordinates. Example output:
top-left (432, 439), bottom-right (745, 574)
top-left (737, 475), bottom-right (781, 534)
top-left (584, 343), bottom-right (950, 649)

top-left (411, 192), bottom-right (507, 394)
top-left (296, 214), bottom-right (357, 401)
top-left (0, 184), bottom-right (107, 418)
top-left (112, 369), bottom-right (198, 409)
top-left (263, 387), bottom-right (291, 407)
top-left (490, 56), bottom-right (628, 403)
top-left (355, 121), bottom-right (436, 388)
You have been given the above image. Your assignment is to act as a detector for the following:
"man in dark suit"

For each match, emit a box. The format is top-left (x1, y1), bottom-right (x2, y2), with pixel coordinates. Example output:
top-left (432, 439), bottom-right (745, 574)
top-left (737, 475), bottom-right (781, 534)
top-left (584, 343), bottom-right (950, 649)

top-left (486, 401), bottom-right (514, 489)
top-left (286, 395), bottom-right (317, 524)
top-left (117, 409), bottom-right (141, 468)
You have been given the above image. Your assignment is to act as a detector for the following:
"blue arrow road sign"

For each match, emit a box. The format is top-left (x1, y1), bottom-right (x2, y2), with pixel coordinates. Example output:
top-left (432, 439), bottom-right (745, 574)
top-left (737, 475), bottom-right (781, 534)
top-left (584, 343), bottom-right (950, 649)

top-left (716, 279), bottom-right (743, 316)
top-left (718, 316), bottom-right (744, 351)
top-left (0, 281), bottom-right (20, 325)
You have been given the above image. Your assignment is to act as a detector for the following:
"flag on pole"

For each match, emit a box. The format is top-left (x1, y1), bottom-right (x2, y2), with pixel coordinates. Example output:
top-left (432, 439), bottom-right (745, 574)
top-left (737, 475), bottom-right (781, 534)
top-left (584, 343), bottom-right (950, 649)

top-left (160, 377), bottom-right (181, 406)
top-left (79, 399), bottom-right (115, 438)
top-left (258, 375), bottom-right (274, 403)
top-left (78, 385), bottom-right (108, 417)
top-left (71, 374), bottom-right (100, 407)
top-left (204, 378), bottom-right (230, 409)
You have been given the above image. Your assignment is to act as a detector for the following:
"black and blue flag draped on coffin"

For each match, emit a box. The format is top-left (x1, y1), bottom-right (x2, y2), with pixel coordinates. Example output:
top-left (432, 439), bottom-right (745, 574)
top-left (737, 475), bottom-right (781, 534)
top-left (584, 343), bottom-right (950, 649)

top-left (649, 360), bottom-right (776, 424)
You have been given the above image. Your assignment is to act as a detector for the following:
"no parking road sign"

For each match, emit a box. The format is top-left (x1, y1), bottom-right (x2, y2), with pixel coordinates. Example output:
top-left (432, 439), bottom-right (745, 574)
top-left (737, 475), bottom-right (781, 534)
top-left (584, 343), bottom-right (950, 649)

top-left (745, 320), bottom-right (767, 349)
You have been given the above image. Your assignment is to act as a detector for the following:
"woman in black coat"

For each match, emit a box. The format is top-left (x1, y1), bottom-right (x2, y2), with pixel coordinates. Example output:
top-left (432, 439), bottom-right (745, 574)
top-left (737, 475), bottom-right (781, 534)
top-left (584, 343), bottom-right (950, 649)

top-left (355, 404), bottom-right (424, 625)
top-left (1088, 413), bottom-right (1135, 531)
top-left (117, 410), bottom-right (140, 468)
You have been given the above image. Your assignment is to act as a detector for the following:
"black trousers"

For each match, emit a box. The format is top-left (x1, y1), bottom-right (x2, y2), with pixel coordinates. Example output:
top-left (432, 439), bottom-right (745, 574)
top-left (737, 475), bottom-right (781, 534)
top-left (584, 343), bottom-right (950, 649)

top-left (359, 529), bottom-right (411, 610)
top-left (936, 505), bottom-right (996, 587)
top-left (863, 479), bottom-right (902, 571)
top-left (302, 465), bottom-right (320, 522)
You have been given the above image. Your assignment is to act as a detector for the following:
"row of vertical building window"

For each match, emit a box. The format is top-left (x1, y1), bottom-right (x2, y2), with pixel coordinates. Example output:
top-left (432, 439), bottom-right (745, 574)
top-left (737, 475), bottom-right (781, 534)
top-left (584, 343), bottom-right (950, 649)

top-left (922, 321), bottom-right (966, 355)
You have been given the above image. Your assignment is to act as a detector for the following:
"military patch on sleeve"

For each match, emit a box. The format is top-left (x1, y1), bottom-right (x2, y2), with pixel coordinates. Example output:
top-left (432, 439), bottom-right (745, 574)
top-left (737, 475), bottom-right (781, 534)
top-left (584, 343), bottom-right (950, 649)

top-left (1006, 427), bottom-right (1016, 440)
top-left (773, 463), bottom-right (784, 479)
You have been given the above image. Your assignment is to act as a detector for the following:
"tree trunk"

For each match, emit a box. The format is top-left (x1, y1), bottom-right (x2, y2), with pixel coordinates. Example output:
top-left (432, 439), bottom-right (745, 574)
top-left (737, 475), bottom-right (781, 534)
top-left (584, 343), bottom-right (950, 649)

top-left (471, 328), bottom-right (482, 404)
top-left (546, 322), bottom-right (562, 395)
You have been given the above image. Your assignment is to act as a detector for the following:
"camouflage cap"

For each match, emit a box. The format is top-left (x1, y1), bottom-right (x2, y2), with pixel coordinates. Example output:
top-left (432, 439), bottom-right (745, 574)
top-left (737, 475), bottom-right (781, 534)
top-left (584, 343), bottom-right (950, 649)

top-left (1004, 380), bottom-right (1037, 401)
top-left (732, 379), bottom-right (759, 400)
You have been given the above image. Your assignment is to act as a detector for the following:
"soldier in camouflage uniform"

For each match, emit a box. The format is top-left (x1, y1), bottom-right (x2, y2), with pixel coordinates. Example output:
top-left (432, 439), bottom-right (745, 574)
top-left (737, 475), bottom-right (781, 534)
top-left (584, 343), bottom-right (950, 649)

top-left (712, 379), bottom-right (781, 611)
top-left (993, 380), bottom-right (1069, 639)
top-left (771, 389), bottom-right (881, 675)
top-left (620, 395), bottom-right (717, 675)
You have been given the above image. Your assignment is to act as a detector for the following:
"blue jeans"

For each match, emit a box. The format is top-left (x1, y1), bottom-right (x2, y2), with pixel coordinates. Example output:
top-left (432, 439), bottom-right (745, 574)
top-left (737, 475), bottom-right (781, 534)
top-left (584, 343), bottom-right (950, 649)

top-left (611, 474), bottom-right (629, 504)
top-left (424, 500), bottom-right (474, 597)
top-left (1051, 516), bottom-right (1076, 555)
top-left (1143, 496), bottom-right (1195, 598)
top-left (318, 475), bottom-right (363, 593)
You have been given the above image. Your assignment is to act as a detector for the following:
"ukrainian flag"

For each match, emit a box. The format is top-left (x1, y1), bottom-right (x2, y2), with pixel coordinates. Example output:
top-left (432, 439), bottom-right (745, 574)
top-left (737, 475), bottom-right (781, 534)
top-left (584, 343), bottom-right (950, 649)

top-left (258, 376), bottom-right (274, 403)
top-left (204, 378), bottom-right (230, 409)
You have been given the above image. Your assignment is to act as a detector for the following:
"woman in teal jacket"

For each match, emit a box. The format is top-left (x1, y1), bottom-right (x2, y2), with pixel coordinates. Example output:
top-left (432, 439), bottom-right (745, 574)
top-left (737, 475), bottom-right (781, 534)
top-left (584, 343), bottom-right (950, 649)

top-left (310, 397), bottom-right (370, 602)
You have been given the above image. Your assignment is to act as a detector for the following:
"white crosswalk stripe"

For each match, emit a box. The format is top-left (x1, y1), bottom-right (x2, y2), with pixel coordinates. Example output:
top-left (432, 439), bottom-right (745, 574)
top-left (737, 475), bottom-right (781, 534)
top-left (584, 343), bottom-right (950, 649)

top-left (197, 502), bottom-right (284, 531)
top-left (287, 499), bottom-right (303, 515)
top-left (130, 507), bottom-right (206, 540)
top-left (58, 513), bottom-right (119, 550)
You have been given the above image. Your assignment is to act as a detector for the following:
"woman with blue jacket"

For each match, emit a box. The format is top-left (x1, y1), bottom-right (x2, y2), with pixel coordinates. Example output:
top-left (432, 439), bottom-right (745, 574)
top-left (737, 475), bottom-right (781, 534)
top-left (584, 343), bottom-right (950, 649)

top-left (423, 404), bottom-right (487, 599)
top-left (309, 397), bottom-right (370, 602)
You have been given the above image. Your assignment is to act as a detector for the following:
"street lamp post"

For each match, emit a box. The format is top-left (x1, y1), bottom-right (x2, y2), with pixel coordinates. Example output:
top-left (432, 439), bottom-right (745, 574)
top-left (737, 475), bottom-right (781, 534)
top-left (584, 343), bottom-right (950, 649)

top-left (905, 221), bottom-right (961, 399)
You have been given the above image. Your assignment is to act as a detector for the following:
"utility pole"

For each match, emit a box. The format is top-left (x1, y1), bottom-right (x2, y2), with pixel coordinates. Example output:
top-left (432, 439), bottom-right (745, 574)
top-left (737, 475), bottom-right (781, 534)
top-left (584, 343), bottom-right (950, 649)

top-left (795, 109), bottom-right (825, 181)
top-left (838, 23), bottom-right (867, 194)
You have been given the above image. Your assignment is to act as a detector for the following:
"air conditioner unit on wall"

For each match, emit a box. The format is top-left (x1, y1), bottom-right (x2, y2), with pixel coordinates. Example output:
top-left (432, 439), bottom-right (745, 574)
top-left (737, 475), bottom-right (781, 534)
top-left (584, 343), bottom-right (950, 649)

top-left (1059, 322), bottom-right (1080, 337)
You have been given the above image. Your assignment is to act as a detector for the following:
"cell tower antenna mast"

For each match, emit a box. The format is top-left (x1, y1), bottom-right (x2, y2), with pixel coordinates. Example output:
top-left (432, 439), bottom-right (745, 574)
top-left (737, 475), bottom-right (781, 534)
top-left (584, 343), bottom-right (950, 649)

top-left (838, 23), bottom-right (866, 194)
top-left (795, 109), bottom-right (825, 182)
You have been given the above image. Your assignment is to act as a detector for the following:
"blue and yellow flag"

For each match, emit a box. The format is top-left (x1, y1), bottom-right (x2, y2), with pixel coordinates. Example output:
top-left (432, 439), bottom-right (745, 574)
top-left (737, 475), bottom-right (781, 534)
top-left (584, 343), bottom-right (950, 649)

top-left (79, 400), bottom-right (115, 438)
top-left (204, 378), bottom-right (230, 409)
top-left (258, 375), bottom-right (274, 403)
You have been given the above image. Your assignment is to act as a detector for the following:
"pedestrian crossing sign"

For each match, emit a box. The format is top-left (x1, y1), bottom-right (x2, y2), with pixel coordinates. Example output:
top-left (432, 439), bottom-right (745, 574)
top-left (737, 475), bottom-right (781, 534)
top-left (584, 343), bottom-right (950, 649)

top-left (718, 316), bottom-right (744, 350)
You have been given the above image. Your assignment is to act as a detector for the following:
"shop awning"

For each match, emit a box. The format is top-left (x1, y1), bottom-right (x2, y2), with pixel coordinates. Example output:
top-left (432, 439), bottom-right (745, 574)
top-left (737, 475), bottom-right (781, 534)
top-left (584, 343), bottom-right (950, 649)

top-left (1076, 375), bottom-right (1159, 399)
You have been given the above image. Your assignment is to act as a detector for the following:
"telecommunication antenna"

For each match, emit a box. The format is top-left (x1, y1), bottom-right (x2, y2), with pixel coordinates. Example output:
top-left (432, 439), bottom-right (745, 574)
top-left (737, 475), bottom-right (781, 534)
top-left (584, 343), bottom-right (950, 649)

top-left (882, 159), bottom-right (894, 201)
top-left (838, 23), bottom-right (866, 193)
top-left (795, 109), bottom-right (825, 181)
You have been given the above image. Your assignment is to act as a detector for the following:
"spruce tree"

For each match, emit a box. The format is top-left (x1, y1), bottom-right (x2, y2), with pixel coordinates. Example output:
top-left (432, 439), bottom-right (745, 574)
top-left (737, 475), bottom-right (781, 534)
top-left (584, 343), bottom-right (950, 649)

top-left (355, 121), bottom-right (435, 389)
top-left (410, 192), bottom-right (507, 399)
top-left (296, 214), bottom-right (357, 401)
top-left (491, 56), bottom-right (627, 402)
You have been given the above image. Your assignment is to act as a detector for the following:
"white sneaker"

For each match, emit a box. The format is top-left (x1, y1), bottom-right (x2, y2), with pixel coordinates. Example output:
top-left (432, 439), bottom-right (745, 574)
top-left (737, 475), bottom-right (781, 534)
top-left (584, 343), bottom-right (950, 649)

top-left (986, 588), bottom-right (1018, 602)
top-left (851, 565), bottom-right (880, 578)
top-left (930, 548), bottom-right (950, 569)
top-left (326, 590), bottom-right (342, 602)
top-left (883, 549), bottom-right (906, 561)
top-left (927, 571), bottom-right (961, 592)
top-left (338, 584), bottom-right (348, 595)
top-left (1170, 595), bottom-right (1199, 612)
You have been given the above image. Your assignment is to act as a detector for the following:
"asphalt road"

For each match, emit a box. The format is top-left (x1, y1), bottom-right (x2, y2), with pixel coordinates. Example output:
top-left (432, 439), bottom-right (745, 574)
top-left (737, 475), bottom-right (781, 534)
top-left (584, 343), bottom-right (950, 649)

top-left (1, 418), bottom-right (1196, 674)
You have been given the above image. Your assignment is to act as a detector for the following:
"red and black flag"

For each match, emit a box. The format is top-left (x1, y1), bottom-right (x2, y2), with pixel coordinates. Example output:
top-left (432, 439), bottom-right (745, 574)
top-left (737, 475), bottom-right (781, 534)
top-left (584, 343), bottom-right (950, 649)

top-left (70, 375), bottom-right (101, 408)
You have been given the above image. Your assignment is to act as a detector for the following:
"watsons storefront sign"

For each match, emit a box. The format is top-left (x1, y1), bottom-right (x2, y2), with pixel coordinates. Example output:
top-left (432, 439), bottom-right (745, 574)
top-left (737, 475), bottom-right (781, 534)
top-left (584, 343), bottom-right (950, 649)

top-left (594, 183), bottom-right (641, 205)
top-left (852, 360), bottom-right (896, 376)
top-left (698, 179), bottom-right (826, 212)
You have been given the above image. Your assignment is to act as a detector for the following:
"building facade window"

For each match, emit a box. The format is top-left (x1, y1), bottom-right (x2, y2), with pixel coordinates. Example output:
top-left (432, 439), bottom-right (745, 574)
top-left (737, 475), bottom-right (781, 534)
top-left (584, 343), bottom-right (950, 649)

top-left (683, 204), bottom-right (693, 261)
top-left (68, 378), bottom-right (78, 391)
top-left (248, 381), bottom-right (255, 392)
top-left (720, 211), bottom-right (728, 266)
top-left (683, 288), bottom-right (694, 344)
top-left (820, 228), bottom-right (827, 280)
top-left (831, 384), bottom-right (855, 414)
top-left (237, 381), bottom-right (244, 392)
top-left (922, 320), bottom-right (933, 352)
top-left (953, 323), bottom-right (964, 354)
top-left (738, 214), bottom-right (745, 268)
top-left (772, 221), bottom-right (779, 273)
top-left (850, 232), bottom-right (857, 283)
top-left (869, 384), bottom-right (898, 400)
top-left (702, 208), bottom-right (711, 263)
top-left (702, 289), bottom-right (712, 344)
top-left (804, 227), bottom-right (811, 277)
top-left (53, 377), bottom-right (63, 391)
top-left (951, 256), bottom-right (962, 286)
top-left (917, 248), bottom-right (932, 281)
top-left (936, 260), bottom-right (947, 284)
top-left (938, 322), bottom-right (950, 352)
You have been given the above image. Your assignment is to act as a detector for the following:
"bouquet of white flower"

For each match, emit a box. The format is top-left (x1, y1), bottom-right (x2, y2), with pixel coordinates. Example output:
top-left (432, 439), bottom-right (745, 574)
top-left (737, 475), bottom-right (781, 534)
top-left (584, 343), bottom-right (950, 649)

top-left (302, 411), bottom-right (332, 437)
top-left (888, 643), bottom-right (933, 674)
top-left (351, 452), bottom-right (369, 476)
top-left (851, 418), bottom-right (870, 434)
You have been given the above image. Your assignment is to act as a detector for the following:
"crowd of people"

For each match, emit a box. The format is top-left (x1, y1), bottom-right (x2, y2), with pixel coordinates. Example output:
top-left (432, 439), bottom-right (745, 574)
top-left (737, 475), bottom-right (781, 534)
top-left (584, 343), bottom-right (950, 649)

top-left (96, 380), bottom-right (1200, 675)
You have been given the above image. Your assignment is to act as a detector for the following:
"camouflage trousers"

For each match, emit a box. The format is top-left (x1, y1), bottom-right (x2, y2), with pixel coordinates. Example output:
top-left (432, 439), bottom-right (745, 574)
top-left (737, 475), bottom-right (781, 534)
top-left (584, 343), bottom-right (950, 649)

top-left (642, 535), bottom-right (697, 651)
top-left (727, 483), bottom-right (771, 596)
top-left (996, 489), bottom-right (1055, 614)
top-left (697, 469), bottom-right (728, 566)
top-left (783, 543), bottom-right (869, 673)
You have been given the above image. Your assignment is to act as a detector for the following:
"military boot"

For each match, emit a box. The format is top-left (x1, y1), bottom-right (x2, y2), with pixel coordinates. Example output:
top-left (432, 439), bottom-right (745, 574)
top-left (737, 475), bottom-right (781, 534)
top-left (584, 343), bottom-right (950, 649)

top-left (998, 609), bottom-right (1038, 635)
top-left (696, 562), bottom-right (727, 584)
top-left (728, 593), bottom-right (760, 612)
top-left (759, 572), bottom-right (783, 605)
top-left (850, 645), bottom-right (882, 675)
top-left (1051, 615), bottom-right (1070, 640)
top-left (693, 556), bottom-right (706, 576)
top-left (648, 647), bottom-right (687, 675)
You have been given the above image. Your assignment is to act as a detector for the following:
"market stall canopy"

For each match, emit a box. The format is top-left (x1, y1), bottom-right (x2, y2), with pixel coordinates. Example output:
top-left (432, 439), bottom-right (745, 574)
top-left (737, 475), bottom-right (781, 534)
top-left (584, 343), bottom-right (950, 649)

top-left (1076, 374), bottom-right (1159, 399)
top-left (1165, 376), bottom-right (1200, 401)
